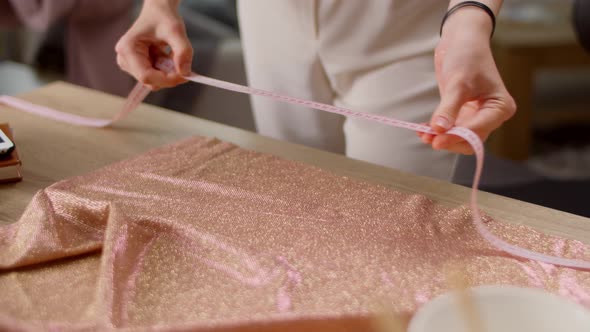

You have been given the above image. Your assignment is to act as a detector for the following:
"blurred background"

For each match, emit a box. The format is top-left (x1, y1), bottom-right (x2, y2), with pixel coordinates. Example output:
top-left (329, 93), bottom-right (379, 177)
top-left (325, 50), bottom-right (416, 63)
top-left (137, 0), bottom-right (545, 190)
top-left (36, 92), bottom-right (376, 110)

top-left (0, 0), bottom-right (589, 216)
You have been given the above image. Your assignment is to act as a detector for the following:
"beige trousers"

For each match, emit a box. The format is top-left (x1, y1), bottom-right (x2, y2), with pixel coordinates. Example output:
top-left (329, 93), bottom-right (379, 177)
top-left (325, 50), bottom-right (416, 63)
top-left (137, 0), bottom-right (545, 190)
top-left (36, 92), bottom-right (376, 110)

top-left (238, 0), bottom-right (456, 180)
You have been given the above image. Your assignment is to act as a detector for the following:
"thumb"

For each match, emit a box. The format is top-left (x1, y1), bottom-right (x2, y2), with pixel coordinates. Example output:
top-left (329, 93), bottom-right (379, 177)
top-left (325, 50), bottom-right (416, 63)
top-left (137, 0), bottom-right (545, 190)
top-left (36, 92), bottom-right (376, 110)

top-left (168, 31), bottom-right (194, 76)
top-left (430, 86), bottom-right (467, 133)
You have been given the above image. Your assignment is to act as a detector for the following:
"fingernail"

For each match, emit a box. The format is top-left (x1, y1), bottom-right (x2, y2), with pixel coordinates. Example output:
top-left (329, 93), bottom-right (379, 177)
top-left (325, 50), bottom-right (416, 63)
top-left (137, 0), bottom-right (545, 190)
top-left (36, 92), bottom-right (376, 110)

top-left (435, 116), bottom-right (452, 130)
top-left (181, 63), bottom-right (191, 75)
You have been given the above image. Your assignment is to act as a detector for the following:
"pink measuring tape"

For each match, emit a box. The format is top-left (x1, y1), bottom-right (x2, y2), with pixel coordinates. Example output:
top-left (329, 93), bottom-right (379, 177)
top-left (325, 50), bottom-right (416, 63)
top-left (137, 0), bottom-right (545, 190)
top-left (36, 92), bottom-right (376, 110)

top-left (1, 58), bottom-right (589, 270)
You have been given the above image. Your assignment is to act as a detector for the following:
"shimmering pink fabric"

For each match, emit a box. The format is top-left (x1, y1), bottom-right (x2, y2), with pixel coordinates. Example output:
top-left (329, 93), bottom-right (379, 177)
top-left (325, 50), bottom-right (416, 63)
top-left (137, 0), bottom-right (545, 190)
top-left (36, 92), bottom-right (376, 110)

top-left (1, 137), bottom-right (589, 331)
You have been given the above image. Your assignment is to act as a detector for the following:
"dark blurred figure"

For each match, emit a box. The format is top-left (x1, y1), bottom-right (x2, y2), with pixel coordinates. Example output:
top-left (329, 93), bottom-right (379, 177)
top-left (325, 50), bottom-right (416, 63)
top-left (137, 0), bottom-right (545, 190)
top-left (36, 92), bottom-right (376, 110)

top-left (574, 0), bottom-right (590, 52)
top-left (0, 0), bottom-right (134, 96)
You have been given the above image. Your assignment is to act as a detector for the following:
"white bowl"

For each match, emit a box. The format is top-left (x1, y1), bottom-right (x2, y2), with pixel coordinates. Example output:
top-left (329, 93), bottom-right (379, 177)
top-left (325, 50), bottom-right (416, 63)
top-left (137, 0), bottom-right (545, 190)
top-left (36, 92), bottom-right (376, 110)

top-left (408, 286), bottom-right (590, 332)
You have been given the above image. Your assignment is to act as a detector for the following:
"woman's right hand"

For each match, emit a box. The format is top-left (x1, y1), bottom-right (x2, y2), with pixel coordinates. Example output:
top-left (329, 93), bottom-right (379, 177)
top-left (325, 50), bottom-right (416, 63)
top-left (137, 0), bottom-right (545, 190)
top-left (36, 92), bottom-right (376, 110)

top-left (115, 0), bottom-right (193, 90)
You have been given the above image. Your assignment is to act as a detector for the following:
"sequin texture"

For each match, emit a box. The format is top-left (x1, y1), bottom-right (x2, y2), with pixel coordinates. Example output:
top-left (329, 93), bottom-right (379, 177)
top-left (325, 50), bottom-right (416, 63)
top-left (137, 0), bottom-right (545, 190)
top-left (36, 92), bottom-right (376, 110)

top-left (1, 137), bottom-right (589, 331)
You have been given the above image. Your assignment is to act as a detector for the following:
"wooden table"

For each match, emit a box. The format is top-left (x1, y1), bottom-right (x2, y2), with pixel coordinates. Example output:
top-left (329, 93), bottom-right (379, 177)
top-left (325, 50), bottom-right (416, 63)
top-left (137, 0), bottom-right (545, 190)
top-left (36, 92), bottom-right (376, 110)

top-left (490, 17), bottom-right (590, 160)
top-left (1, 82), bottom-right (590, 244)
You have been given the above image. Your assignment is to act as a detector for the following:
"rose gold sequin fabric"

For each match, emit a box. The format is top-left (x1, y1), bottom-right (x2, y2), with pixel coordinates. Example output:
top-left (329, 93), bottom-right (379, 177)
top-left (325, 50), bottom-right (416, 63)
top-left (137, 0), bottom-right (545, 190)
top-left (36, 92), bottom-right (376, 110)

top-left (1, 137), bottom-right (589, 331)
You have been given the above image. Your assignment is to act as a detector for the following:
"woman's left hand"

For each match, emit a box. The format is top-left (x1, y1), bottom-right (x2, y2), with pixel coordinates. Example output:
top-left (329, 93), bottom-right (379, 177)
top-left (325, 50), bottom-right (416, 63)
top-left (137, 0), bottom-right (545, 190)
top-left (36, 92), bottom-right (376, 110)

top-left (418, 7), bottom-right (516, 154)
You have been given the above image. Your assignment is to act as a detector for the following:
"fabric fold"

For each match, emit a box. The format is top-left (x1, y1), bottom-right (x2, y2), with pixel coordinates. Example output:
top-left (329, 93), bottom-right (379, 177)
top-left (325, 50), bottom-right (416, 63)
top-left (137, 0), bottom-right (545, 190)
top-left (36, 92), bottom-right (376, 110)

top-left (1, 136), bottom-right (589, 331)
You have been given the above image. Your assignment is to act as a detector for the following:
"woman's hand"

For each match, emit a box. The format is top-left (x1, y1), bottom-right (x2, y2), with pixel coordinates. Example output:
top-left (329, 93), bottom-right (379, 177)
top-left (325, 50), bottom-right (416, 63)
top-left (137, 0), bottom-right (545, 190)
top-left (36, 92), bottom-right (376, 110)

top-left (115, 0), bottom-right (193, 90)
top-left (419, 5), bottom-right (516, 154)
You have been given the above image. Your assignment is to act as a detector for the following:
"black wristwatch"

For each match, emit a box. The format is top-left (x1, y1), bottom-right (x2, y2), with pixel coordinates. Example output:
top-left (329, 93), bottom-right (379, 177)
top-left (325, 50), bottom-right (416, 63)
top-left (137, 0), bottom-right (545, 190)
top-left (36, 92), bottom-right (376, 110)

top-left (440, 1), bottom-right (496, 39)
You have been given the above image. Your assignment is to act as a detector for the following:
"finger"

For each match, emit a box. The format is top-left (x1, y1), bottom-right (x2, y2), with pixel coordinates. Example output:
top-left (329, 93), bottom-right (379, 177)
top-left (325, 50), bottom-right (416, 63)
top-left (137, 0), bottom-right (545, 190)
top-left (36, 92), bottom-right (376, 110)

top-left (432, 133), bottom-right (464, 150)
top-left (416, 123), bottom-right (427, 137)
top-left (148, 44), bottom-right (169, 66)
top-left (449, 96), bottom-right (515, 147)
top-left (116, 54), bottom-right (128, 72)
top-left (145, 84), bottom-right (159, 91)
top-left (422, 133), bottom-right (435, 144)
top-left (147, 44), bottom-right (189, 86)
top-left (165, 23), bottom-right (193, 76)
top-left (469, 96), bottom-right (516, 137)
top-left (128, 55), bottom-right (171, 87)
top-left (164, 71), bottom-right (189, 86)
top-left (416, 122), bottom-right (429, 138)
top-left (430, 80), bottom-right (468, 133)
top-left (442, 140), bottom-right (475, 155)
top-left (118, 41), bottom-right (173, 87)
